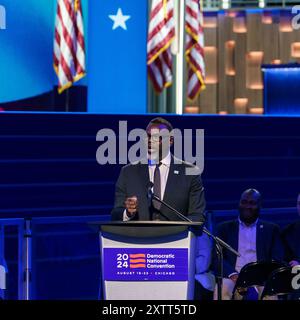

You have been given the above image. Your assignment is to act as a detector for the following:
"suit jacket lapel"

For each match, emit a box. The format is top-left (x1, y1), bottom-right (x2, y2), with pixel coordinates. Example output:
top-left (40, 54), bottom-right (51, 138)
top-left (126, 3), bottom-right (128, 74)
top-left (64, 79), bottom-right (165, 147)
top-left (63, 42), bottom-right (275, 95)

top-left (137, 161), bottom-right (149, 186)
top-left (137, 162), bottom-right (150, 220)
top-left (232, 220), bottom-right (239, 251)
top-left (162, 158), bottom-right (180, 204)
top-left (230, 221), bottom-right (240, 267)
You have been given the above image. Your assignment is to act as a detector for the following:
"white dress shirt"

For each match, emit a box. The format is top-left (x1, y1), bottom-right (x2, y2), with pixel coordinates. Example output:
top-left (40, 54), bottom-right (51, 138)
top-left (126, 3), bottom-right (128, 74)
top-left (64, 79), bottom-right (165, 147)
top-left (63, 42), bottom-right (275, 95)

top-left (123, 153), bottom-right (171, 221)
top-left (235, 218), bottom-right (258, 273)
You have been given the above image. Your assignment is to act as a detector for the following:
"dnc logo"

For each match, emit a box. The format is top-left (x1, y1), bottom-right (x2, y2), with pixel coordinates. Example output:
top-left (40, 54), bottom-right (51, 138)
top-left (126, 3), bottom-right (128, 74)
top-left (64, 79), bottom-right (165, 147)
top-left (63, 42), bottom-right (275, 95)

top-left (0, 5), bottom-right (6, 30)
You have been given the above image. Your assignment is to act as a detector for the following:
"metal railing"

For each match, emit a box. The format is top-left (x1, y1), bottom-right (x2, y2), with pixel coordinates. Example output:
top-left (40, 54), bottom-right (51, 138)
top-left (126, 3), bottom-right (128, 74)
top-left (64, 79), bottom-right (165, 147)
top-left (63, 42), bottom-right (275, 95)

top-left (0, 218), bottom-right (25, 300)
top-left (0, 215), bottom-right (108, 300)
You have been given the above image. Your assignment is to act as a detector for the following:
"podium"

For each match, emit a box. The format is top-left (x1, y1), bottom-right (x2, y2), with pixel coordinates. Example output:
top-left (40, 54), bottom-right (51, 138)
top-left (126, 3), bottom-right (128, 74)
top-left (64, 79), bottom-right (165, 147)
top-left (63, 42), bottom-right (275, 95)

top-left (91, 221), bottom-right (203, 300)
top-left (262, 63), bottom-right (300, 115)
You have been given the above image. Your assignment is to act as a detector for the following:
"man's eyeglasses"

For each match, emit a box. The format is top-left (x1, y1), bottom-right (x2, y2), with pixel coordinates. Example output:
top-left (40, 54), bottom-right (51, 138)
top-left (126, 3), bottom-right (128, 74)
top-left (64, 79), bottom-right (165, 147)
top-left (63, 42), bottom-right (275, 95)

top-left (145, 134), bottom-right (170, 142)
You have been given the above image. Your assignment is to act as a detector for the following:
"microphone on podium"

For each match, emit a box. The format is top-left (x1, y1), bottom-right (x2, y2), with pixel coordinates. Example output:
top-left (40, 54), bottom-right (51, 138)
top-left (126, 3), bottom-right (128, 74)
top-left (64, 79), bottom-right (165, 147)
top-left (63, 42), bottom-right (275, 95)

top-left (146, 180), bottom-right (240, 302)
top-left (146, 181), bottom-right (240, 257)
top-left (147, 181), bottom-right (195, 223)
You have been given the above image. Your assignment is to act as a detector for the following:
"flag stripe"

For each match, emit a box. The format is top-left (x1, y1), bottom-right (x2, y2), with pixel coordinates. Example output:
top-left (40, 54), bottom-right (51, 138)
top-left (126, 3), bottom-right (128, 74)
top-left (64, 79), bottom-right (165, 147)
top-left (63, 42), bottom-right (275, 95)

top-left (147, 28), bottom-right (175, 64)
top-left (58, 2), bottom-right (77, 65)
top-left (147, 0), bottom-right (175, 93)
top-left (185, 0), bottom-right (206, 101)
top-left (148, 1), bottom-right (174, 41)
top-left (147, 12), bottom-right (174, 45)
top-left (54, 0), bottom-right (86, 94)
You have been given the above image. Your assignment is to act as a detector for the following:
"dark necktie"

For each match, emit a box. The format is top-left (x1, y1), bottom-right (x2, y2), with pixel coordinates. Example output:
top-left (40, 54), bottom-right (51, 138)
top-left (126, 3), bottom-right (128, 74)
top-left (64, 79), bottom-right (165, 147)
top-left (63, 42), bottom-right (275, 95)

top-left (153, 163), bottom-right (162, 212)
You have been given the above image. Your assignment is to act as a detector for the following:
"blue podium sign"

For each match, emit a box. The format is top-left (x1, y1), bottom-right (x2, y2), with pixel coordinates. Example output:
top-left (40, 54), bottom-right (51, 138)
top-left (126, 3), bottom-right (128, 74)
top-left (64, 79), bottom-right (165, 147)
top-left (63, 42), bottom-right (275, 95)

top-left (103, 248), bottom-right (189, 281)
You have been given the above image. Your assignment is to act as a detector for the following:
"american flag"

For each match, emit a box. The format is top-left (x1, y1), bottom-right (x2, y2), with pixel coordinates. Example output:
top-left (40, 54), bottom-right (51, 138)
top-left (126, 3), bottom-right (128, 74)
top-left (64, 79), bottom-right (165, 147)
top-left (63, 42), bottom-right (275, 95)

top-left (147, 0), bottom-right (175, 93)
top-left (185, 0), bottom-right (205, 101)
top-left (54, 0), bottom-right (86, 94)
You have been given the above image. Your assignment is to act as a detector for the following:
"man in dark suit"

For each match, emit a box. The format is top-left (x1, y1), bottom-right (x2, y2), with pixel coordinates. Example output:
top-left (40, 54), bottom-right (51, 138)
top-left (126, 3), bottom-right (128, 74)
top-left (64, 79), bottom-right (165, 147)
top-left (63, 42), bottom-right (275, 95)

top-left (215, 188), bottom-right (284, 299)
top-left (282, 193), bottom-right (300, 267)
top-left (111, 117), bottom-right (206, 222)
top-left (282, 193), bottom-right (300, 300)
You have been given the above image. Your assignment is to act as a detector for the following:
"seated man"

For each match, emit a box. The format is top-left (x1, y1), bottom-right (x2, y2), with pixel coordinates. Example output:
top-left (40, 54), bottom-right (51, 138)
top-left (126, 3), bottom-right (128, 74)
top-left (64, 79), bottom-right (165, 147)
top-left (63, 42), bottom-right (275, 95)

top-left (214, 188), bottom-right (284, 300)
top-left (194, 233), bottom-right (215, 300)
top-left (282, 193), bottom-right (300, 300)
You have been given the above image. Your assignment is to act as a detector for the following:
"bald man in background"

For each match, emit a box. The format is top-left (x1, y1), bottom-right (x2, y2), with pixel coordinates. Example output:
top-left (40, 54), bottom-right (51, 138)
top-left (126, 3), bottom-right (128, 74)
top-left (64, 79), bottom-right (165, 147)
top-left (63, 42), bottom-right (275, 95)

top-left (214, 189), bottom-right (284, 300)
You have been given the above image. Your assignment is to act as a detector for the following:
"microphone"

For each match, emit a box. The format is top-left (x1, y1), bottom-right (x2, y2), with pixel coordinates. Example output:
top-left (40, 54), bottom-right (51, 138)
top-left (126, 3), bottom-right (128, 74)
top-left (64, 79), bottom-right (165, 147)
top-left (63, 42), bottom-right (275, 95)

top-left (151, 195), bottom-right (240, 257)
top-left (145, 181), bottom-right (240, 302)
top-left (147, 180), bottom-right (193, 223)
top-left (152, 193), bottom-right (192, 223)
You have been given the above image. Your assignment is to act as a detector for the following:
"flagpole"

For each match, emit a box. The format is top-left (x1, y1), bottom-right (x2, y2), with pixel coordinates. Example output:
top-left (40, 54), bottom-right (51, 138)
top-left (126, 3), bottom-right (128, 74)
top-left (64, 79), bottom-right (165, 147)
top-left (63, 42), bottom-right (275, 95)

top-left (172, 0), bottom-right (185, 115)
top-left (65, 88), bottom-right (70, 112)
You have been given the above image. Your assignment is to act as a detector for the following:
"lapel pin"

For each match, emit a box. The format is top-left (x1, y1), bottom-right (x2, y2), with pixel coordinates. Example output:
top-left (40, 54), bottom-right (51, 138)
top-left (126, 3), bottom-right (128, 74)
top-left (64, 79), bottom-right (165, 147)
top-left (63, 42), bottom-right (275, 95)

top-left (174, 170), bottom-right (179, 175)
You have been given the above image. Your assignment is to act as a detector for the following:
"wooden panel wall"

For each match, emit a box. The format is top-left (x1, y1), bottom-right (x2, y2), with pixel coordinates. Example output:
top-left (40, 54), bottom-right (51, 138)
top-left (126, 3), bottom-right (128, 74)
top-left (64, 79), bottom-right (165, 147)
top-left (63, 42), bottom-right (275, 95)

top-left (185, 9), bottom-right (300, 114)
top-left (193, 16), bottom-right (218, 113)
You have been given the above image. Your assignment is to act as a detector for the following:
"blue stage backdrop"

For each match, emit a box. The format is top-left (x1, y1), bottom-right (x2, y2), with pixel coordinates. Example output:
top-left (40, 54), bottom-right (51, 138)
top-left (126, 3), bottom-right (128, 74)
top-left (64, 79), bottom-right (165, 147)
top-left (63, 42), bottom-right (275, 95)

top-left (0, 0), bottom-right (54, 103)
top-left (0, 0), bottom-right (88, 104)
top-left (87, 0), bottom-right (148, 114)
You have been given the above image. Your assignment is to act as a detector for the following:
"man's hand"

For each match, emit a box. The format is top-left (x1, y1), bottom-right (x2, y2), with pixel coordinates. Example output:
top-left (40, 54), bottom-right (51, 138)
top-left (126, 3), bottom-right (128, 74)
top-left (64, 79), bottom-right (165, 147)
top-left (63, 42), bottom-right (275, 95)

top-left (289, 260), bottom-right (300, 267)
top-left (229, 274), bottom-right (239, 283)
top-left (125, 196), bottom-right (138, 217)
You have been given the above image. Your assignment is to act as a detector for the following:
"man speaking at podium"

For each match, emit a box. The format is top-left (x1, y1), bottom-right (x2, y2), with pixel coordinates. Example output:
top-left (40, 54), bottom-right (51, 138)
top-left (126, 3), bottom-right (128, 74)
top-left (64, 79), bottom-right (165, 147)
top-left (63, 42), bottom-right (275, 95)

top-left (111, 117), bottom-right (206, 222)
